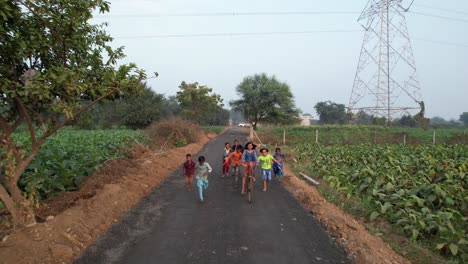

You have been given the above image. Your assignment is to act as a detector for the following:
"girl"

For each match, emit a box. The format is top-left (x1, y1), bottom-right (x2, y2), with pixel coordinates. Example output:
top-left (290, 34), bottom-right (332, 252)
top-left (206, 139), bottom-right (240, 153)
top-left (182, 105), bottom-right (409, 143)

top-left (241, 142), bottom-right (258, 195)
top-left (225, 145), bottom-right (243, 187)
top-left (222, 142), bottom-right (231, 177)
top-left (195, 156), bottom-right (212, 203)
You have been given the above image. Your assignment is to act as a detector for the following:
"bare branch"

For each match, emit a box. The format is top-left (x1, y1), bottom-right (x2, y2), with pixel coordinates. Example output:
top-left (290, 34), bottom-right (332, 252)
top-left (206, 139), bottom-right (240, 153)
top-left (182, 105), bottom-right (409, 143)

top-left (41, 89), bottom-right (117, 140)
top-left (15, 97), bottom-right (36, 146)
top-left (0, 114), bottom-right (12, 136)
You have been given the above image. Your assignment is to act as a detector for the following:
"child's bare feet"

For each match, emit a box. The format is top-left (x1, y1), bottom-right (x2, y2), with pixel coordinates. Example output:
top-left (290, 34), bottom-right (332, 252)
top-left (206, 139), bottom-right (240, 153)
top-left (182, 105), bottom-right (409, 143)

top-left (262, 188), bottom-right (266, 192)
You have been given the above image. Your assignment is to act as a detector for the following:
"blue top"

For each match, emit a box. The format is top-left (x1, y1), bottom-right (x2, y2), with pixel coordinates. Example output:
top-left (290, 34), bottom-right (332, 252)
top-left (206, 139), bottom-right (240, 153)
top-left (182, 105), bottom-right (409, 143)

top-left (273, 153), bottom-right (285, 165)
top-left (241, 150), bottom-right (258, 162)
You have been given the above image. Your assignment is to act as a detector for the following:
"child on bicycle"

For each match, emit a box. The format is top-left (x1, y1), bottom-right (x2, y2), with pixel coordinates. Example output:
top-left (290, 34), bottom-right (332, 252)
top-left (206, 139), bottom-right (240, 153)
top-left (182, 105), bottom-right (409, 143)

top-left (182, 153), bottom-right (196, 191)
top-left (222, 142), bottom-right (231, 177)
top-left (241, 142), bottom-right (258, 195)
top-left (225, 145), bottom-right (243, 187)
top-left (195, 156), bottom-right (212, 203)
top-left (258, 148), bottom-right (280, 192)
top-left (272, 147), bottom-right (286, 181)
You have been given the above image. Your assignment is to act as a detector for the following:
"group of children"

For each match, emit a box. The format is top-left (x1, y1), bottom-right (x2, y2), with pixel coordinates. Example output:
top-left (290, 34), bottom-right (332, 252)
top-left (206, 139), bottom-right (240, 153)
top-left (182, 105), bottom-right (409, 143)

top-left (182, 139), bottom-right (286, 203)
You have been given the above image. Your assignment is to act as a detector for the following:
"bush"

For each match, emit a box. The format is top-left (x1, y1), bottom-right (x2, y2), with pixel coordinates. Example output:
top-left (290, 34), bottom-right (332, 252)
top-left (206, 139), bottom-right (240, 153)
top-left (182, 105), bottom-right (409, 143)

top-left (145, 119), bottom-right (201, 148)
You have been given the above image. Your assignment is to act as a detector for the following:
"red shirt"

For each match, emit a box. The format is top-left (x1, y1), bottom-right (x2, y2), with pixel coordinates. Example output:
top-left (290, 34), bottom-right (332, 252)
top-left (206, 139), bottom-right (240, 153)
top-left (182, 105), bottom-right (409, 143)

top-left (183, 160), bottom-right (196, 176)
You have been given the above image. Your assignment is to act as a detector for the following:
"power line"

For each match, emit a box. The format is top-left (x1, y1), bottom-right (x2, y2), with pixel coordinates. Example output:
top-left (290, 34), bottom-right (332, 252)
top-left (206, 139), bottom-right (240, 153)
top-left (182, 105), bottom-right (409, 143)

top-left (413, 37), bottom-right (468, 48)
top-left (116, 29), bottom-right (363, 39)
top-left (413, 3), bottom-right (468, 16)
top-left (410, 11), bottom-right (468, 23)
top-left (94, 10), bottom-right (361, 18)
top-left (114, 30), bottom-right (468, 48)
top-left (94, 11), bottom-right (360, 19)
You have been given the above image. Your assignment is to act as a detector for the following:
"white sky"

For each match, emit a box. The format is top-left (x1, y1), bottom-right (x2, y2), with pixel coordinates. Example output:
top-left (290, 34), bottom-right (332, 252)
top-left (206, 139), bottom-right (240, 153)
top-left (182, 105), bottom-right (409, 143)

top-left (93, 0), bottom-right (468, 120)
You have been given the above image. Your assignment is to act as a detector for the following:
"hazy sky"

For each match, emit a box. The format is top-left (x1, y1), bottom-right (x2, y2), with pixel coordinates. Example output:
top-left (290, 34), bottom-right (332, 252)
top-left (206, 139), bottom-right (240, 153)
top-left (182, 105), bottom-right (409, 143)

top-left (93, 0), bottom-right (468, 120)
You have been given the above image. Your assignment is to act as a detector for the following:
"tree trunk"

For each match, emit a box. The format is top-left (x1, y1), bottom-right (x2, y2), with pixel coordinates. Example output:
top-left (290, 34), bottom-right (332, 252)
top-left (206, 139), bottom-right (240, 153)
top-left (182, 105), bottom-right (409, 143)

top-left (0, 184), bottom-right (18, 221)
top-left (252, 123), bottom-right (257, 131)
top-left (4, 179), bottom-right (36, 227)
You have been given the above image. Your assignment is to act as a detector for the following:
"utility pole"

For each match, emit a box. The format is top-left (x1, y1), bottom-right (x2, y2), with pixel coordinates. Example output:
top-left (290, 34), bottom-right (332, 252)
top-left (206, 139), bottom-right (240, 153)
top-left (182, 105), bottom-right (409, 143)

top-left (348, 0), bottom-right (423, 125)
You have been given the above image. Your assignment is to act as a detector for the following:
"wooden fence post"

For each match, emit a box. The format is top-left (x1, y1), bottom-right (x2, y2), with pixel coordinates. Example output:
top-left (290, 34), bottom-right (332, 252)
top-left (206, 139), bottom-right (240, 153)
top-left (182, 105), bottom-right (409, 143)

top-left (433, 129), bottom-right (436, 145)
top-left (315, 129), bottom-right (319, 144)
top-left (283, 128), bottom-right (286, 145)
top-left (403, 133), bottom-right (407, 145)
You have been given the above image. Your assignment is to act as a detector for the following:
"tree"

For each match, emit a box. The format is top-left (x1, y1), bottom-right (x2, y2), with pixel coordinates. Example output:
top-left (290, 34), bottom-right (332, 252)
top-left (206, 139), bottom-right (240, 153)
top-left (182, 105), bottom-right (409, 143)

top-left (396, 114), bottom-right (417, 127)
top-left (176, 82), bottom-right (223, 124)
top-left (460, 112), bottom-right (468, 125)
top-left (0, 1), bottom-right (145, 226)
top-left (161, 95), bottom-right (181, 118)
top-left (230, 73), bottom-right (300, 130)
top-left (355, 110), bottom-right (373, 125)
top-left (431, 116), bottom-right (449, 125)
top-left (201, 107), bottom-right (230, 126)
top-left (314, 101), bottom-right (347, 124)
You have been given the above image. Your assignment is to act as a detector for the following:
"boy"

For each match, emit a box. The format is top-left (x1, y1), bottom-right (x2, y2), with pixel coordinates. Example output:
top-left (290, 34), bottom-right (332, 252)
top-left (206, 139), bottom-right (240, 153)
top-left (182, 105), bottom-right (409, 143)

top-left (225, 145), bottom-right (243, 187)
top-left (195, 156), bottom-right (212, 203)
top-left (230, 139), bottom-right (241, 152)
top-left (182, 154), bottom-right (196, 191)
top-left (258, 148), bottom-right (280, 192)
top-left (273, 147), bottom-right (286, 181)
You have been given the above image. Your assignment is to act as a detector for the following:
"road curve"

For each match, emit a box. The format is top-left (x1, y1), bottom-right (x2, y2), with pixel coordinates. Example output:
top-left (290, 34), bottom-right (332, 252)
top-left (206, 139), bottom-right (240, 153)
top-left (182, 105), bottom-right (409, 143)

top-left (75, 127), bottom-right (349, 264)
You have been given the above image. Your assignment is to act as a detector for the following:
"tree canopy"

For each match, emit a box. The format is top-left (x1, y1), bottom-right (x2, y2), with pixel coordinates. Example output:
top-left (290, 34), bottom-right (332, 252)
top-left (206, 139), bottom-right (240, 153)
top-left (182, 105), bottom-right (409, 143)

top-left (0, 0), bottom-right (144, 226)
top-left (314, 101), bottom-right (347, 124)
top-left (230, 73), bottom-right (300, 129)
top-left (460, 112), bottom-right (468, 125)
top-left (176, 81), bottom-right (224, 124)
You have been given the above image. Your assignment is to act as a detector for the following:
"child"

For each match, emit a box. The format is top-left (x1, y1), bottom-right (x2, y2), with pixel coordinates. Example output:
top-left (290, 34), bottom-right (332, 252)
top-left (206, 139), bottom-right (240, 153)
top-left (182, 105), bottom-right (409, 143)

top-left (241, 142), bottom-right (258, 195)
top-left (195, 156), bottom-right (212, 203)
top-left (225, 145), bottom-right (243, 187)
top-left (230, 139), bottom-right (241, 152)
top-left (258, 148), bottom-right (280, 192)
top-left (182, 153), bottom-right (196, 191)
top-left (273, 147), bottom-right (286, 181)
top-left (222, 142), bottom-right (231, 177)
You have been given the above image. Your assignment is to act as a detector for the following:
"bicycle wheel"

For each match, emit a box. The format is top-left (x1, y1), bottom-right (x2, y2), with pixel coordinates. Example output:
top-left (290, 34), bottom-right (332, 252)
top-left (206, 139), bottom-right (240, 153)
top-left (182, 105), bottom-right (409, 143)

top-left (247, 176), bottom-right (254, 204)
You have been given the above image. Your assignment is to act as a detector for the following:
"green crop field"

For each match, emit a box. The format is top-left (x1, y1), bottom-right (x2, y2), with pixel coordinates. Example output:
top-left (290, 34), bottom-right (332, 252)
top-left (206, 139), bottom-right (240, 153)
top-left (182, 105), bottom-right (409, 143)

top-left (258, 126), bottom-right (467, 146)
top-left (257, 125), bottom-right (467, 261)
top-left (2, 129), bottom-right (146, 203)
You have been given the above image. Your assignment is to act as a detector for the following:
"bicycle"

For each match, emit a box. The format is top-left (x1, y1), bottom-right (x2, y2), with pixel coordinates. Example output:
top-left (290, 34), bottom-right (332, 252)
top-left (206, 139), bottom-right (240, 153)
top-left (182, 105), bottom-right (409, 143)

top-left (243, 162), bottom-right (255, 204)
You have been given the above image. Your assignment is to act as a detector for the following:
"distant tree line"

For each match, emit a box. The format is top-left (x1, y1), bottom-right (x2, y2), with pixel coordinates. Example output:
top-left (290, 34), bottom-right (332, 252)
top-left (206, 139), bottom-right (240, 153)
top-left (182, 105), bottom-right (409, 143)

top-left (314, 101), bottom-right (467, 128)
top-left (77, 82), bottom-right (230, 129)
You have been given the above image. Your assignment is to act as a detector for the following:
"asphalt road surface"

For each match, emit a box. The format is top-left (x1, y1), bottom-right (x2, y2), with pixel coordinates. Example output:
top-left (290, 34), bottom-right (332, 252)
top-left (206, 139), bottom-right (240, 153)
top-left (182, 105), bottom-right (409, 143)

top-left (76, 127), bottom-right (349, 264)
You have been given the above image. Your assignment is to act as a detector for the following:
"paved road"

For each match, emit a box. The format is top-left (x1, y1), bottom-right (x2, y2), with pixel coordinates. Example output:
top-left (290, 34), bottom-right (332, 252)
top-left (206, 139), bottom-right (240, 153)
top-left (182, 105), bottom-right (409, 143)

top-left (76, 128), bottom-right (349, 264)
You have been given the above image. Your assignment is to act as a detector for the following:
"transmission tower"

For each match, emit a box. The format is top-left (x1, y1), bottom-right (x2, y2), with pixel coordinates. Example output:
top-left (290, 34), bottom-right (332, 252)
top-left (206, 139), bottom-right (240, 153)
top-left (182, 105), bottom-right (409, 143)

top-left (348, 0), bottom-right (423, 123)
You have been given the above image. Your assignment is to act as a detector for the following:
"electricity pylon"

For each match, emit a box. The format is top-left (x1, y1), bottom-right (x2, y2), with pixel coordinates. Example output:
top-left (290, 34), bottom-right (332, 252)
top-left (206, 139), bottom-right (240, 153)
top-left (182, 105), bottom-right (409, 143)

top-left (348, 0), bottom-right (423, 123)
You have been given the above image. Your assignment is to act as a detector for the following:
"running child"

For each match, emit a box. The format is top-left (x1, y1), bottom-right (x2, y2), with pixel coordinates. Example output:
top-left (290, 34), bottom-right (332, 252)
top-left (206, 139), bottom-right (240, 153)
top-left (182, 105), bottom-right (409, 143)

top-left (195, 156), bottom-right (212, 203)
top-left (241, 142), bottom-right (258, 195)
top-left (258, 148), bottom-right (280, 192)
top-left (230, 139), bottom-right (241, 152)
top-left (222, 142), bottom-right (231, 177)
top-left (225, 145), bottom-right (243, 187)
top-left (273, 147), bottom-right (286, 181)
top-left (182, 153), bottom-right (196, 191)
